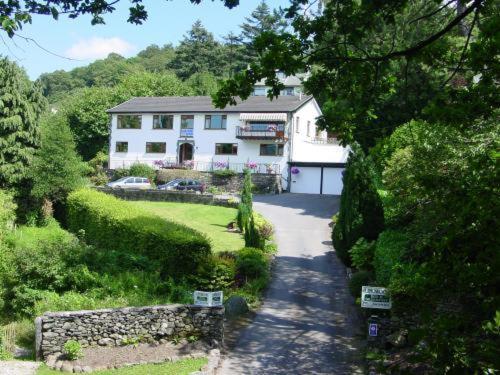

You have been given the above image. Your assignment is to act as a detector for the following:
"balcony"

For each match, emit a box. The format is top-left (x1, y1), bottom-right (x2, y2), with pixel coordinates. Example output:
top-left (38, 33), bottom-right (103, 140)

top-left (236, 125), bottom-right (286, 141)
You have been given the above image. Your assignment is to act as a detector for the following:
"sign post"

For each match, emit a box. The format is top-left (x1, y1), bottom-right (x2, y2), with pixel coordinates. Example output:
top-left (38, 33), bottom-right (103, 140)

top-left (361, 286), bottom-right (391, 310)
top-left (193, 291), bottom-right (223, 307)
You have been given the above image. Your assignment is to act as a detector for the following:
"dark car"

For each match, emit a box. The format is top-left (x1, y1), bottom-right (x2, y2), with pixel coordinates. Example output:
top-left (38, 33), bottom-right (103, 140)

top-left (157, 178), bottom-right (183, 191)
top-left (175, 179), bottom-right (206, 192)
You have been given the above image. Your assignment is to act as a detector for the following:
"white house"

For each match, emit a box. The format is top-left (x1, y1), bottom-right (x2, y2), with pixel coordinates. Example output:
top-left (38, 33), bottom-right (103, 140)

top-left (107, 95), bottom-right (349, 195)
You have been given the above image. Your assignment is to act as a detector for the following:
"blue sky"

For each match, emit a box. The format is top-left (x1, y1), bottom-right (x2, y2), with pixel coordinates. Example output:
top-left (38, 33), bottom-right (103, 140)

top-left (0, 0), bottom-right (290, 80)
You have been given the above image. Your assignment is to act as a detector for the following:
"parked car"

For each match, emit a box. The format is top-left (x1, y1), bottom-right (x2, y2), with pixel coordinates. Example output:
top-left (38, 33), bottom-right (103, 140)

top-left (157, 179), bottom-right (183, 191)
top-left (176, 179), bottom-right (206, 192)
top-left (107, 176), bottom-right (152, 189)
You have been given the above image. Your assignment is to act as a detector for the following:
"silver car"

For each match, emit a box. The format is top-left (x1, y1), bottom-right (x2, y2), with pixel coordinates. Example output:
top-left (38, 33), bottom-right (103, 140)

top-left (107, 176), bottom-right (152, 189)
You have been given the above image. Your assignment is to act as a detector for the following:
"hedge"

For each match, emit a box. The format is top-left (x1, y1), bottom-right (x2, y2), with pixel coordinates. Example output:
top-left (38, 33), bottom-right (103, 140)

top-left (66, 189), bottom-right (211, 278)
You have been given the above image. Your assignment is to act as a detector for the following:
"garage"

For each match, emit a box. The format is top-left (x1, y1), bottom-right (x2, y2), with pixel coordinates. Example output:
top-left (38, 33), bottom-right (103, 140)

top-left (289, 163), bottom-right (345, 195)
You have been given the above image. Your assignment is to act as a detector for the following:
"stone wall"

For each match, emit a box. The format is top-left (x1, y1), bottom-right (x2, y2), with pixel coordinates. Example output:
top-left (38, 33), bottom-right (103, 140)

top-left (155, 169), bottom-right (282, 194)
top-left (95, 187), bottom-right (238, 208)
top-left (35, 304), bottom-right (224, 360)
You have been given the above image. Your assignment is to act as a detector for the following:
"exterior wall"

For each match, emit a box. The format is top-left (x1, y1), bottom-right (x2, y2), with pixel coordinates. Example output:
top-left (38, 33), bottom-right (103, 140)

top-left (35, 304), bottom-right (224, 359)
top-left (109, 113), bottom-right (291, 179)
top-left (290, 100), bottom-right (349, 164)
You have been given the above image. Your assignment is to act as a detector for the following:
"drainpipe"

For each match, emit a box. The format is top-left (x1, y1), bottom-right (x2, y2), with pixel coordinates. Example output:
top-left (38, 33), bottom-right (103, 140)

top-left (287, 113), bottom-right (294, 192)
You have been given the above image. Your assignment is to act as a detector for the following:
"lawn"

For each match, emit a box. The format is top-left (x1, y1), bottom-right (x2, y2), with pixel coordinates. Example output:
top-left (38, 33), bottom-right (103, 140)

top-left (36, 358), bottom-right (207, 375)
top-left (131, 201), bottom-right (244, 253)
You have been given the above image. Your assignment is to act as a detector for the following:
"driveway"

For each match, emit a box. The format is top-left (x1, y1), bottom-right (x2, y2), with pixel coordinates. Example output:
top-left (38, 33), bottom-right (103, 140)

top-left (219, 194), bottom-right (363, 375)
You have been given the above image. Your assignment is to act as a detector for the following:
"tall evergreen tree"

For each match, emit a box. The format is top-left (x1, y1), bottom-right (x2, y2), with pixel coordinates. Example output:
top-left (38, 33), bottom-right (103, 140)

top-left (221, 32), bottom-right (248, 76)
top-left (0, 58), bottom-right (46, 188)
top-left (169, 20), bottom-right (222, 79)
top-left (239, 1), bottom-right (287, 60)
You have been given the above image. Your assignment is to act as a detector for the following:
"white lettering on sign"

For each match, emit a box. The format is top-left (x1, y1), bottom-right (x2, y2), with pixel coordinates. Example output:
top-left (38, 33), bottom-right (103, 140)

top-left (361, 286), bottom-right (391, 309)
top-left (193, 291), bottom-right (223, 307)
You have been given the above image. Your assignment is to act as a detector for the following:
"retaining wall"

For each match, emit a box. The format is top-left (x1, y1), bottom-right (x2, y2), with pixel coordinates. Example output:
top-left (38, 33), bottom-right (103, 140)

top-left (95, 187), bottom-right (238, 208)
top-left (35, 304), bottom-right (224, 359)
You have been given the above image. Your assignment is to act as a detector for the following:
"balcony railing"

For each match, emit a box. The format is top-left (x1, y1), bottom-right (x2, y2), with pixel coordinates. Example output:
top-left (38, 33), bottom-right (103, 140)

top-left (306, 137), bottom-right (340, 145)
top-left (236, 125), bottom-right (285, 141)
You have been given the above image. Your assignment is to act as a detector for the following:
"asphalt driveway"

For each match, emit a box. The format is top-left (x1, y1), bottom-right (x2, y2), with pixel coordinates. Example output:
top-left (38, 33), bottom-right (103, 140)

top-left (219, 193), bottom-right (363, 375)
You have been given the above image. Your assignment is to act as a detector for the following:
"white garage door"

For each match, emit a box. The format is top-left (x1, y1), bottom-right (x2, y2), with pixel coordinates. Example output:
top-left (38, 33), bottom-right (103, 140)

top-left (322, 168), bottom-right (344, 195)
top-left (290, 166), bottom-right (344, 195)
top-left (290, 167), bottom-right (321, 194)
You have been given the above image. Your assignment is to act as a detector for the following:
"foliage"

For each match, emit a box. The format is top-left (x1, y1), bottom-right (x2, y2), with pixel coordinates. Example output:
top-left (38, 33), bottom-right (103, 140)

top-left (236, 203), bottom-right (250, 233)
top-left (193, 255), bottom-right (236, 291)
top-left (63, 340), bottom-right (83, 360)
top-left (236, 247), bottom-right (269, 280)
top-left (30, 114), bottom-right (88, 204)
top-left (0, 190), bottom-right (16, 238)
top-left (349, 238), bottom-right (375, 271)
top-left (88, 151), bottom-right (109, 186)
top-left (212, 169), bottom-right (237, 178)
top-left (253, 212), bottom-right (274, 241)
top-left (373, 230), bottom-right (409, 286)
top-left (241, 169), bottom-right (253, 208)
top-left (128, 163), bottom-right (156, 183)
top-left (348, 271), bottom-right (374, 298)
top-left (66, 189), bottom-right (211, 278)
top-left (116, 71), bottom-right (192, 97)
top-left (332, 144), bottom-right (384, 266)
top-left (185, 72), bottom-right (220, 96)
top-left (244, 215), bottom-right (262, 249)
top-left (0, 58), bottom-right (46, 188)
top-left (36, 357), bottom-right (208, 375)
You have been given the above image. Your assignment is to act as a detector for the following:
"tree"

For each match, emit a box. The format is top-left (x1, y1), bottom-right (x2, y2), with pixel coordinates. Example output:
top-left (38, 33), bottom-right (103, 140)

top-left (30, 114), bottom-right (87, 205)
top-left (221, 32), bottom-right (248, 76)
top-left (240, 1), bottom-right (288, 61)
top-left (0, 58), bottom-right (46, 188)
top-left (0, 0), bottom-right (239, 37)
top-left (332, 143), bottom-right (384, 266)
top-left (38, 70), bottom-right (86, 103)
top-left (131, 44), bottom-right (176, 72)
top-left (185, 72), bottom-right (219, 96)
top-left (169, 20), bottom-right (223, 79)
top-left (116, 71), bottom-right (193, 97)
top-left (61, 86), bottom-right (121, 160)
top-left (214, 0), bottom-right (497, 148)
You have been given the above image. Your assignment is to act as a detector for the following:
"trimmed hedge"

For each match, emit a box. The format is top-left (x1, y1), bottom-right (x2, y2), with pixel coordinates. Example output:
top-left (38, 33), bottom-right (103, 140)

top-left (66, 189), bottom-right (211, 278)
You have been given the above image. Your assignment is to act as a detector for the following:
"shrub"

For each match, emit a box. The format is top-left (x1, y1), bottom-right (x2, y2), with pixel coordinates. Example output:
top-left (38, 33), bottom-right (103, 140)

top-left (194, 255), bottom-right (236, 291)
top-left (348, 271), bottom-right (374, 298)
top-left (244, 216), bottom-right (262, 249)
top-left (241, 169), bottom-right (252, 209)
top-left (374, 230), bottom-right (409, 286)
top-left (213, 169), bottom-right (236, 178)
top-left (332, 143), bottom-right (384, 266)
top-left (66, 189), bottom-right (211, 278)
top-left (349, 238), bottom-right (375, 271)
top-left (88, 151), bottom-right (109, 186)
top-left (236, 247), bottom-right (269, 280)
top-left (129, 163), bottom-right (156, 183)
top-left (112, 167), bottom-right (130, 181)
top-left (237, 202), bottom-right (251, 232)
top-left (63, 340), bottom-right (83, 360)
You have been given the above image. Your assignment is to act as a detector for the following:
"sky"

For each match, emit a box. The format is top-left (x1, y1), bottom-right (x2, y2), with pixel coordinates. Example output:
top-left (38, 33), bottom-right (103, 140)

top-left (0, 0), bottom-right (291, 80)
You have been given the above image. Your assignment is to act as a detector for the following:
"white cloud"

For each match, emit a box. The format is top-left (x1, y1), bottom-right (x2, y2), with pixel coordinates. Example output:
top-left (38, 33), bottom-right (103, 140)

top-left (65, 37), bottom-right (136, 60)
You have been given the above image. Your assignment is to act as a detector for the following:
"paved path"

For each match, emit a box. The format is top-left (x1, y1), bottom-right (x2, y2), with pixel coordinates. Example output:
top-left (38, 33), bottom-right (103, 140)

top-left (0, 361), bottom-right (40, 375)
top-left (219, 194), bottom-right (363, 375)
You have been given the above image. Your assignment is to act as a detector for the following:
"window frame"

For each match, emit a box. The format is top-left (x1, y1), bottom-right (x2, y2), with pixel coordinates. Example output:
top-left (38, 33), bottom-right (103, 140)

top-left (115, 141), bottom-right (128, 153)
top-left (259, 143), bottom-right (284, 156)
top-left (117, 114), bottom-right (142, 129)
top-left (153, 114), bottom-right (174, 130)
top-left (205, 114), bottom-right (227, 130)
top-left (145, 142), bottom-right (167, 154)
top-left (215, 143), bottom-right (238, 155)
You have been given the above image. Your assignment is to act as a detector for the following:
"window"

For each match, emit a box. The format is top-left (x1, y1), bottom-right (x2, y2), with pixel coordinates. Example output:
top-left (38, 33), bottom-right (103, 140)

top-left (281, 87), bottom-right (294, 96)
top-left (146, 142), bottom-right (166, 153)
top-left (260, 144), bottom-right (284, 156)
top-left (215, 143), bottom-right (238, 155)
top-left (153, 115), bottom-right (173, 129)
top-left (180, 115), bottom-right (194, 137)
top-left (115, 142), bottom-right (128, 152)
top-left (253, 87), bottom-right (266, 96)
top-left (205, 115), bottom-right (227, 129)
top-left (295, 117), bottom-right (300, 133)
top-left (117, 115), bottom-right (141, 129)
top-left (307, 121), bottom-right (311, 137)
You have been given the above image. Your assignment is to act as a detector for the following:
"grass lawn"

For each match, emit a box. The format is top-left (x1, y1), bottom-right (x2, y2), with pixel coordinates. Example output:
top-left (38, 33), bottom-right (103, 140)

top-left (131, 201), bottom-right (244, 253)
top-left (36, 358), bottom-right (207, 375)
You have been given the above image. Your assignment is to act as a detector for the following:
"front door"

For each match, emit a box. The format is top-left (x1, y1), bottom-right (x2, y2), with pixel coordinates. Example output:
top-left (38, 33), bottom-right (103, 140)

top-left (179, 143), bottom-right (193, 164)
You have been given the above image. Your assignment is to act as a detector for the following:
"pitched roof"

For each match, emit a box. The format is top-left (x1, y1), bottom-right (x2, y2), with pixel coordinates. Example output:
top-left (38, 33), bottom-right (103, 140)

top-left (107, 95), bottom-right (314, 114)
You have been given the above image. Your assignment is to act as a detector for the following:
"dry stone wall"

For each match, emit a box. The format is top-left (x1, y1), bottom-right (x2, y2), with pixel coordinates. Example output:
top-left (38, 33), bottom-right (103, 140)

top-left (35, 304), bottom-right (224, 360)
